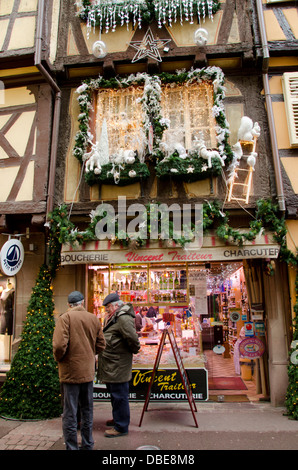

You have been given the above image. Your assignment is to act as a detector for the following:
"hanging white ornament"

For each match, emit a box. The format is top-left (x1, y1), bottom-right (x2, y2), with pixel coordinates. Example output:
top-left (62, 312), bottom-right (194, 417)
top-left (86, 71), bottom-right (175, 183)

top-left (92, 40), bottom-right (107, 58)
top-left (194, 28), bottom-right (208, 47)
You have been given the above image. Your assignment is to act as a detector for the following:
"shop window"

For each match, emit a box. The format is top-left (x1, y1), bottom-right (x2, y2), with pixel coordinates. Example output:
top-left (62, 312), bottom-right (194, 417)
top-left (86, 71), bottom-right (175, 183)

top-left (161, 81), bottom-right (217, 150)
top-left (282, 72), bottom-right (298, 148)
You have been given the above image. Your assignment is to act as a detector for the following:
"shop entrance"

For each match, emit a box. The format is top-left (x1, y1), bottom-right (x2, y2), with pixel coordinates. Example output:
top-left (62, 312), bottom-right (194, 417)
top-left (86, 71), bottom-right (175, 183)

top-left (199, 262), bottom-right (267, 402)
top-left (88, 261), bottom-right (268, 403)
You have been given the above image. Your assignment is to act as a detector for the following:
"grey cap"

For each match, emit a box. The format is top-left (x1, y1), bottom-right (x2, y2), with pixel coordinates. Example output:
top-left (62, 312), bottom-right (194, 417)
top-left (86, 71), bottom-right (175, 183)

top-left (68, 291), bottom-right (84, 304)
top-left (103, 292), bottom-right (120, 306)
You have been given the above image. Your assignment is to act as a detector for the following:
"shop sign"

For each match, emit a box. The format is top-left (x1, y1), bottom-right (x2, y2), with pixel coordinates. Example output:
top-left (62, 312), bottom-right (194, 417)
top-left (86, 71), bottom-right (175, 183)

top-left (230, 309), bottom-right (241, 322)
top-left (244, 321), bottom-right (254, 336)
top-left (93, 368), bottom-right (208, 402)
top-left (0, 239), bottom-right (24, 275)
top-left (61, 242), bottom-right (280, 266)
top-left (239, 337), bottom-right (265, 358)
top-left (254, 321), bottom-right (265, 336)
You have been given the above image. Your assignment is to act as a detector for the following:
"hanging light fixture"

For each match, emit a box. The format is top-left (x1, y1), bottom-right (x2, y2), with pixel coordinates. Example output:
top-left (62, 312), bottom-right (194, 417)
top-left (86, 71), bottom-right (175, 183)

top-left (194, 28), bottom-right (208, 46)
top-left (92, 40), bottom-right (107, 58)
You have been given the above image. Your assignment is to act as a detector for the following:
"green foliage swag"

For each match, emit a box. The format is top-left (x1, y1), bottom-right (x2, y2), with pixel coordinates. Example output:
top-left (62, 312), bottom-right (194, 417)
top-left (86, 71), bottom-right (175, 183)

top-left (0, 266), bottom-right (62, 420)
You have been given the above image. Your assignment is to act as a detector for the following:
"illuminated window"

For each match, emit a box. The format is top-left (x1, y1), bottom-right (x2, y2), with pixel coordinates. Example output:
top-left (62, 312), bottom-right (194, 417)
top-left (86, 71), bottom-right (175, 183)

top-left (161, 81), bottom-right (217, 150)
top-left (94, 80), bottom-right (217, 158)
top-left (95, 86), bottom-right (145, 156)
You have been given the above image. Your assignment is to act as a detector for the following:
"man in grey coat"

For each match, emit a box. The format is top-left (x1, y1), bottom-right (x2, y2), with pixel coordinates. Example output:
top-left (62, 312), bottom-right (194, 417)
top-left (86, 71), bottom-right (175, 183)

top-left (98, 293), bottom-right (140, 438)
top-left (53, 291), bottom-right (105, 450)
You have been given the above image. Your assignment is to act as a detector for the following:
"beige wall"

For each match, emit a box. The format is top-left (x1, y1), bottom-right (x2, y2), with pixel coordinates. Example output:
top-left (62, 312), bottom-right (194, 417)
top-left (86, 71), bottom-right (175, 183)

top-left (0, 86), bottom-right (37, 202)
top-left (0, 0), bottom-right (37, 51)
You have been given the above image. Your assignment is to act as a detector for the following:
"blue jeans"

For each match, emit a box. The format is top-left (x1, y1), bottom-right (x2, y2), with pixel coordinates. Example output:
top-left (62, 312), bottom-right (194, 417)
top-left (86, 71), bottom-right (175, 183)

top-left (106, 382), bottom-right (130, 433)
top-left (62, 382), bottom-right (94, 450)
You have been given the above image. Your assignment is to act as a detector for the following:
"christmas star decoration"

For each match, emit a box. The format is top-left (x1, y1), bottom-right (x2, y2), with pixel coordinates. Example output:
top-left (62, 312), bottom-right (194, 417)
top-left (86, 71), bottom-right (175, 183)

top-left (130, 27), bottom-right (171, 63)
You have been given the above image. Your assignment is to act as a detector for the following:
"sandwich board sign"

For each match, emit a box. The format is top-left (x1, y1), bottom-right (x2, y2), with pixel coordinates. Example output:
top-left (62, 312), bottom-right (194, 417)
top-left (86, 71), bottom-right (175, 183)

top-left (139, 326), bottom-right (198, 428)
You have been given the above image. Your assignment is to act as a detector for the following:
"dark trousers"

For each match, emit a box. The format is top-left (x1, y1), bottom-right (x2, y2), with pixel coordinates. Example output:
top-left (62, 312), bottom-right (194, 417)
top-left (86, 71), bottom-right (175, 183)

top-left (106, 382), bottom-right (130, 433)
top-left (62, 382), bottom-right (94, 450)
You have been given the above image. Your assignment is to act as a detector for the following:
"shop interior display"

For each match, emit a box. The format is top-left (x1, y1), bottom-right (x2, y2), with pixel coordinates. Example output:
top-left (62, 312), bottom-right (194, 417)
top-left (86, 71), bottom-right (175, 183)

top-left (87, 261), bottom-right (262, 396)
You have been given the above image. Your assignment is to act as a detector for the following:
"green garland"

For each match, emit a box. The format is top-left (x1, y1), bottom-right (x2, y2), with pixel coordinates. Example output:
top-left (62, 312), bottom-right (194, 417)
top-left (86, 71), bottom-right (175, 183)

top-left (85, 159), bottom-right (150, 186)
top-left (155, 151), bottom-right (223, 181)
top-left (47, 198), bottom-right (293, 272)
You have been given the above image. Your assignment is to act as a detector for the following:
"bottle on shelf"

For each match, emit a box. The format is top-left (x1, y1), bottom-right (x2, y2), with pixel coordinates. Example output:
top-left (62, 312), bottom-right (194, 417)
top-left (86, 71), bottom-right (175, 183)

top-left (174, 272), bottom-right (179, 289)
top-left (163, 273), bottom-right (167, 290)
top-left (169, 272), bottom-right (173, 289)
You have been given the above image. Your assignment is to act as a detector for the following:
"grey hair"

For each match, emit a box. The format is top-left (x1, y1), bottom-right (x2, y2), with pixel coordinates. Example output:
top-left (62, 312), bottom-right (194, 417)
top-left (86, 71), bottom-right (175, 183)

top-left (110, 300), bottom-right (124, 308)
top-left (69, 299), bottom-right (84, 308)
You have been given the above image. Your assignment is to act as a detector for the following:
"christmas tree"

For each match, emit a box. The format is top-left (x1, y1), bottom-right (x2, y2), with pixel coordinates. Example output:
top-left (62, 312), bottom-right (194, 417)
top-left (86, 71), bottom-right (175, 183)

top-left (0, 265), bottom-right (62, 420)
top-left (285, 271), bottom-right (298, 420)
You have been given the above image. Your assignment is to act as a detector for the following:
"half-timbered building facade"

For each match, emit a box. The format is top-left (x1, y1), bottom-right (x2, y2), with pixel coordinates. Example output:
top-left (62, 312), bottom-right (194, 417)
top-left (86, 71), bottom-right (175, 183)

top-left (0, 0), bottom-right (297, 407)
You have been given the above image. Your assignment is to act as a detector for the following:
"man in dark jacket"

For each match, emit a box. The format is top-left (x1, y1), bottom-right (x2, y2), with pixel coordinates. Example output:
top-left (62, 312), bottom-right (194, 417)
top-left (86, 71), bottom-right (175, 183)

top-left (53, 291), bottom-right (105, 450)
top-left (98, 293), bottom-right (140, 438)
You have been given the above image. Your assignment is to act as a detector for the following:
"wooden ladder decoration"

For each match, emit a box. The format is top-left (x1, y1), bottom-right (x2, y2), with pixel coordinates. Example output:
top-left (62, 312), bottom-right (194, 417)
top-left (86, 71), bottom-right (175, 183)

top-left (227, 136), bottom-right (258, 204)
top-left (139, 326), bottom-right (198, 428)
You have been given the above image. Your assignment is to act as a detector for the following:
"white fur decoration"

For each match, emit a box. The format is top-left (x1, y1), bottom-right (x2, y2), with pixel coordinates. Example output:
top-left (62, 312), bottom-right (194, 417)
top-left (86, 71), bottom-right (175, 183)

top-left (193, 138), bottom-right (225, 167)
top-left (110, 149), bottom-right (136, 165)
top-left (84, 118), bottom-right (110, 173)
top-left (84, 140), bottom-right (102, 174)
top-left (247, 151), bottom-right (258, 169)
top-left (226, 142), bottom-right (243, 183)
top-left (92, 40), bottom-right (107, 59)
top-left (174, 142), bottom-right (188, 159)
top-left (237, 116), bottom-right (261, 142)
top-left (194, 28), bottom-right (209, 47)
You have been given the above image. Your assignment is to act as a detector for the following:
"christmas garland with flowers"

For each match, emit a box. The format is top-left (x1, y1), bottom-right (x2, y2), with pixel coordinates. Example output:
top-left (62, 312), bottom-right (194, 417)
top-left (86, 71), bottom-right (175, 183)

top-left (47, 198), bottom-right (295, 274)
top-left (73, 67), bottom-right (233, 186)
top-left (76, 0), bottom-right (221, 34)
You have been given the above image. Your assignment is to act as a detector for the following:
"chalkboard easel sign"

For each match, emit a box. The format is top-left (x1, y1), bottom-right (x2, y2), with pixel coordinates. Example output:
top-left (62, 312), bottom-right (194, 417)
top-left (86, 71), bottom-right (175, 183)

top-left (139, 326), bottom-right (198, 428)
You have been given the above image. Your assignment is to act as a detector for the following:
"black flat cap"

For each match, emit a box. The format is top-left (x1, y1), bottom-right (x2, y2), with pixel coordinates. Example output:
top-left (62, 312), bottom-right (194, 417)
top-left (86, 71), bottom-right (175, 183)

top-left (103, 292), bottom-right (120, 306)
top-left (68, 291), bottom-right (84, 303)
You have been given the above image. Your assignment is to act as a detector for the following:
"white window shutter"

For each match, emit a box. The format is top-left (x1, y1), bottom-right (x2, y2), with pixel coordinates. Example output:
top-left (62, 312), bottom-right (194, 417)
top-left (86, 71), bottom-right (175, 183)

top-left (266, 0), bottom-right (295, 3)
top-left (282, 72), bottom-right (298, 148)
